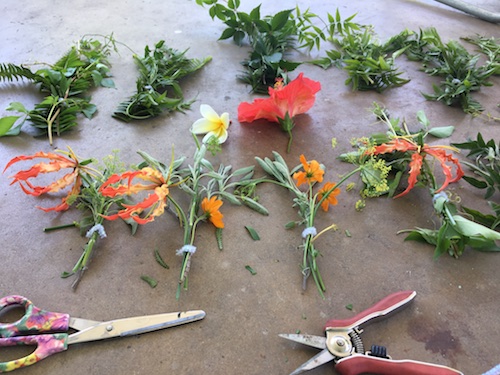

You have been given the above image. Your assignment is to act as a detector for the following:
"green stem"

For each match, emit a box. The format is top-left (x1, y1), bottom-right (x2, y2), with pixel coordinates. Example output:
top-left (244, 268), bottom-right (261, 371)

top-left (43, 222), bottom-right (79, 232)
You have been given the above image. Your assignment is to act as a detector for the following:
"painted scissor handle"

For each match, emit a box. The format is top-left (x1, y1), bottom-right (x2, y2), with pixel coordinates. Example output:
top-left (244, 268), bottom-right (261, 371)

top-left (0, 295), bottom-right (69, 338)
top-left (324, 290), bottom-right (416, 331)
top-left (0, 334), bottom-right (68, 373)
top-left (335, 354), bottom-right (464, 375)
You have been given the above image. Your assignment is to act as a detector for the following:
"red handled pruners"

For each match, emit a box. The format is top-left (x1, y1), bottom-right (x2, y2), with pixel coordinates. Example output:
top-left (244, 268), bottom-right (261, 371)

top-left (280, 290), bottom-right (463, 375)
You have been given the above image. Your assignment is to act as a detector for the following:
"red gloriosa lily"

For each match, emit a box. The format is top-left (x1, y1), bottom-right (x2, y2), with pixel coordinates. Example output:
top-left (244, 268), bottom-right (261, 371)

top-left (100, 167), bottom-right (169, 224)
top-left (370, 138), bottom-right (464, 198)
top-left (3, 150), bottom-right (83, 212)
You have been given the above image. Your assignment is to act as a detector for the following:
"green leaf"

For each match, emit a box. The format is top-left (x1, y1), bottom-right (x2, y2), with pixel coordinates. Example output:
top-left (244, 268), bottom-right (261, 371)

top-left (219, 27), bottom-right (236, 40)
top-left (245, 265), bottom-right (257, 275)
top-left (154, 249), bottom-right (169, 269)
top-left (7, 102), bottom-right (28, 113)
top-left (271, 9), bottom-right (293, 31)
top-left (240, 196), bottom-right (269, 215)
top-left (245, 226), bottom-right (260, 240)
top-left (100, 78), bottom-right (115, 88)
top-left (140, 275), bottom-right (158, 288)
top-left (453, 215), bottom-right (500, 241)
top-left (428, 126), bottom-right (455, 138)
top-left (0, 116), bottom-right (22, 136)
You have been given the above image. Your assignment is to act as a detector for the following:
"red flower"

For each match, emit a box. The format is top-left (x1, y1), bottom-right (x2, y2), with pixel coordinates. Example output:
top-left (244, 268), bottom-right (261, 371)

top-left (100, 167), bottom-right (169, 224)
top-left (237, 73), bottom-right (321, 124)
top-left (370, 138), bottom-right (464, 198)
top-left (3, 150), bottom-right (83, 212)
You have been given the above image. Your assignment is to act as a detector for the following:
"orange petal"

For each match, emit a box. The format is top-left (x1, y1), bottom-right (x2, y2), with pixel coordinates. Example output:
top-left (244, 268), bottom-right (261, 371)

top-left (394, 152), bottom-right (423, 198)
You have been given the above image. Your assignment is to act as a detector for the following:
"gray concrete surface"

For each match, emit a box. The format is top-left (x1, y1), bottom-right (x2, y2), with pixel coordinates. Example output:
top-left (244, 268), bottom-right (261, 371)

top-left (1, 1), bottom-right (499, 374)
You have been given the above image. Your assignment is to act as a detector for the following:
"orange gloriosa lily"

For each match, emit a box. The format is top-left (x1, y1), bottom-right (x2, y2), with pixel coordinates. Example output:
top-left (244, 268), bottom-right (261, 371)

top-left (3, 150), bottom-right (83, 212)
top-left (201, 196), bottom-right (224, 229)
top-left (237, 73), bottom-right (321, 124)
top-left (370, 138), bottom-right (464, 198)
top-left (100, 167), bottom-right (169, 224)
top-left (317, 182), bottom-right (341, 212)
top-left (293, 154), bottom-right (324, 187)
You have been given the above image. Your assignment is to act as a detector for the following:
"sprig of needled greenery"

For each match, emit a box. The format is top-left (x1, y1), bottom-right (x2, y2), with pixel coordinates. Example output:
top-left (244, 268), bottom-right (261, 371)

top-left (294, 7), bottom-right (410, 92)
top-left (399, 28), bottom-right (498, 114)
top-left (113, 41), bottom-right (212, 122)
top-left (195, 0), bottom-right (301, 93)
top-left (0, 34), bottom-right (117, 143)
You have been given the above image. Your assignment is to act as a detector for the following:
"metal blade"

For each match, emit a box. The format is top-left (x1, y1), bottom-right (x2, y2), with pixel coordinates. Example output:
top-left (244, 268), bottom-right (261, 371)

top-left (67, 310), bottom-right (205, 345)
top-left (288, 349), bottom-right (335, 375)
top-left (279, 333), bottom-right (326, 350)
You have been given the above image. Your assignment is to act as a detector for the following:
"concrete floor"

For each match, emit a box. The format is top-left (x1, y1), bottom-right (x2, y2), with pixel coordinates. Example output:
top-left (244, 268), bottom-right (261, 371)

top-left (1, 1), bottom-right (499, 374)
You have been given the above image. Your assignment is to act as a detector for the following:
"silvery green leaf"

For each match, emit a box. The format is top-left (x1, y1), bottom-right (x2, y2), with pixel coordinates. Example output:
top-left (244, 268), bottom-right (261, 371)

top-left (219, 192), bottom-right (242, 205)
top-left (453, 215), bottom-right (500, 240)
top-left (428, 126), bottom-right (455, 138)
top-left (232, 166), bottom-right (254, 177)
top-left (241, 196), bottom-right (269, 215)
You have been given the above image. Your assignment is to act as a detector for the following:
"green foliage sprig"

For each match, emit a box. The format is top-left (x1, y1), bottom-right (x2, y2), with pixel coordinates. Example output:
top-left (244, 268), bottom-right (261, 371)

top-left (113, 41), bottom-right (212, 122)
top-left (294, 8), bottom-right (410, 92)
top-left (402, 28), bottom-right (498, 114)
top-left (453, 133), bottom-right (500, 199)
top-left (196, 0), bottom-right (300, 93)
top-left (0, 35), bottom-right (116, 143)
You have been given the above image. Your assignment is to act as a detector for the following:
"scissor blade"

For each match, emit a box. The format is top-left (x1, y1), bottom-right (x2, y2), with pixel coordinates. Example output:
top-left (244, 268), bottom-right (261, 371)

top-left (288, 349), bottom-right (335, 375)
top-left (68, 310), bottom-right (205, 344)
top-left (279, 333), bottom-right (326, 349)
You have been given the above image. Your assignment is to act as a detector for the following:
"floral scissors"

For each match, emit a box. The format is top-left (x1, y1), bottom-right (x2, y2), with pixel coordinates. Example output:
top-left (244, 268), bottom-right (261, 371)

top-left (280, 290), bottom-right (464, 375)
top-left (0, 295), bottom-right (205, 372)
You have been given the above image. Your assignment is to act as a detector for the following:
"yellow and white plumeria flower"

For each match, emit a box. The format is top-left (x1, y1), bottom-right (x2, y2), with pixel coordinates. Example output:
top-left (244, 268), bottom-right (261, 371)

top-left (191, 104), bottom-right (230, 143)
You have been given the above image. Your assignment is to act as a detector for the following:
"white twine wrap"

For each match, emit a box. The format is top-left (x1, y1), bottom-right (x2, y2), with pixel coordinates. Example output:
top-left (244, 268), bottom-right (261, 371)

top-left (432, 191), bottom-right (449, 204)
top-left (302, 226), bottom-right (317, 238)
top-left (176, 244), bottom-right (197, 256)
top-left (86, 224), bottom-right (107, 239)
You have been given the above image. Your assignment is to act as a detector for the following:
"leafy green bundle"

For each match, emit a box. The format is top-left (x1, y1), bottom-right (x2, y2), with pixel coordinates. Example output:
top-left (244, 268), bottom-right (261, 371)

top-left (0, 35), bottom-right (116, 143)
top-left (113, 41), bottom-right (211, 122)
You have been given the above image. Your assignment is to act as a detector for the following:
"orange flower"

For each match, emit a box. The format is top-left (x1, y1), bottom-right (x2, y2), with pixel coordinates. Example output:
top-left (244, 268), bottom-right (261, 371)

top-left (293, 154), bottom-right (324, 187)
top-left (201, 196), bottom-right (224, 228)
top-left (370, 138), bottom-right (464, 198)
top-left (237, 73), bottom-right (321, 124)
top-left (3, 150), bottom-right (83, 212)
top-left (100, 167), bottom-right (169, 224)
top-left (317, 182), bottom-right (340, 212)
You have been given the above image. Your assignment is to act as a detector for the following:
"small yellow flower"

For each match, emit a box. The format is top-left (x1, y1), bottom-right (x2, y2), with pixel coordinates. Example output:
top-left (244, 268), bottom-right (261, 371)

top-left (191, 104), bottom-right (230, 143)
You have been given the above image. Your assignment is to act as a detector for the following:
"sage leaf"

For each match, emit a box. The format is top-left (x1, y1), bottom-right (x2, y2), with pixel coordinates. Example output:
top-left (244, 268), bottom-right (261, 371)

top-left (245, 226), bottom-right (260, 240)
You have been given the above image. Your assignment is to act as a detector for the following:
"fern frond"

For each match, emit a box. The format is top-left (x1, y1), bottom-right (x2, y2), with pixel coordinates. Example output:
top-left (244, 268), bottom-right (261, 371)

top-left (0, 63), bottom-right (38, 82)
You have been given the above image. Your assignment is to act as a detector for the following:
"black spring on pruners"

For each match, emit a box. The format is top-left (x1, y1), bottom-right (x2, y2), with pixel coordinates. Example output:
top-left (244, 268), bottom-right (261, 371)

top-left (369, 345), bottom-right (389, 359)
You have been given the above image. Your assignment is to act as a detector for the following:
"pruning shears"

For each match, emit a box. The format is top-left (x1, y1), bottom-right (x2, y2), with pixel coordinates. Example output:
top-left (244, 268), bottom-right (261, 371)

top-left (280, 290), bottom-right (463, 375)
top-left (0, 295), bottom-right (205, 372)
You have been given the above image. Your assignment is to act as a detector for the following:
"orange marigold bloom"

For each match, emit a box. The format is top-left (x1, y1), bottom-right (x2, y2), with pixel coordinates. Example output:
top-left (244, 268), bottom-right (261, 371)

top-left (100, 167), bottom-right (169, 224)
top-left (317, 182), bottom-right (340, 212)
top-left (3, 150), bottom-right (83, 212)
top-left (201, 196), bottom-right (224, 229)
top-left (370, 138), bottom-right (464, 198)
top-left (237, 73), bottom-right (321, 124)
top-left (293, 154), bottom-right (324, 187)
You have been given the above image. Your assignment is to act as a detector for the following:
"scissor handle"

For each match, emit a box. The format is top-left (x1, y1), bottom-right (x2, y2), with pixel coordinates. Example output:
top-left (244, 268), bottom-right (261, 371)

top-left (335, 353), bottom-right (463, 375)
top-left (324, 291), bottom-right (416, 331)
top-left (0, 296), bottom-right (69, 338)
top-left (0, 334), bottom-right (68, 373)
